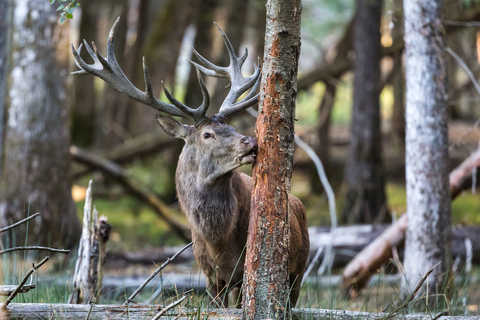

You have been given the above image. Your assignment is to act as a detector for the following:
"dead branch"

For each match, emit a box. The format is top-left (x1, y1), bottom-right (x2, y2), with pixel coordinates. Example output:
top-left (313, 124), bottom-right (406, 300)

top-left (72, 132), bottom-right (175, 179)
top-left (70, 145), bottom-right (191, 242)
top-left (0, 285), bottom-right (35, 296)
top-left (0, 303), bottom-right (477, 319)
top-left (0, 247), bottom-right (70, 255)
top-left (450, 147), bottom-right (480, 198)
top-left (152, 296), bottom-right (187, 320)
top-left (0, 213), bottom-right (40, 233)
top-left (70, 181), bottom-right (111, 304)
top-left (2, 256), bottom-right (49, 309)
top-left (124, 242), bottom-right (193, 305)
top-left (297, 7), bottom-right (480, 92)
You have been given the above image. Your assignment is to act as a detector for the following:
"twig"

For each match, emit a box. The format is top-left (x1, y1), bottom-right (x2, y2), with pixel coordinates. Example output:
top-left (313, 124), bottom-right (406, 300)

top-left (0, 213), bottom-right (40, 233)
top-left (446, 20), bottom-right (480, 27)
top-left (70, 145), bottom-right (191, 243)
top-left (446, 47), bottom-right (480, 96)
top-left (2, 256), bottom-right (49, 309)
top-left (152, 296), bottom-right (187, 320)
top-left (382, 264), bottom-right (437, 319)
top-left (85, 298), bottom-right (96, 320)
top-left (124, 242), bottom-right (193, 305)
top-left (0, 285), bottom-right (35, 296)
top-left (0, 246), bottom-right (70, 255)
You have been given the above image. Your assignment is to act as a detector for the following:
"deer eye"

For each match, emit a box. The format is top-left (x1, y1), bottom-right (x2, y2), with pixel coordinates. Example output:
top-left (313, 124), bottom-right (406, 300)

top-left (203, 132), bottom-right (213, 139)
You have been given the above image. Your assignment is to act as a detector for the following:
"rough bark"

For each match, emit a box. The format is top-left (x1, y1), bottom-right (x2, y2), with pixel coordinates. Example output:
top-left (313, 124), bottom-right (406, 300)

top-left (0, 0), bottom-right (81, 248)
top-left (0, 304), bottom-right (477, 320)
top-left (342, 0), bottom-right (387, 224)
top-left (403, 0), bottom-right (452, 300)
top-left (242, 0), bottom-right (301, 318)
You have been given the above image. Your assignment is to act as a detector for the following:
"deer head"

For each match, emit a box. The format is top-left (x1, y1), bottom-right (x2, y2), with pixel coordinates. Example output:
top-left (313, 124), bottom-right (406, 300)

top-left (71, 18), bottom-right (260, 183)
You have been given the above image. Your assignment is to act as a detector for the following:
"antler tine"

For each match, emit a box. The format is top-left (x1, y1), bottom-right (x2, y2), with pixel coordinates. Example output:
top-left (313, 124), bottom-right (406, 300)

top-left (218, 66), bottom-right (262, 118)
top-left (71, 18), bottom-right (187, 118)
top-left (190, 22), bottom-right (262, 117)
top-left (161, 67), bottom-right (210, 123)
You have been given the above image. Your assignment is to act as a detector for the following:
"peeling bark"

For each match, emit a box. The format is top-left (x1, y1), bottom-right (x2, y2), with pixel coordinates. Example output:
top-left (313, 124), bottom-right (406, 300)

top-left (242, 1), bottom-right (301, 319)
top-left (403, 0), bottom-right (452, 300)
top-left (0, 0), bottom-right (81, 248)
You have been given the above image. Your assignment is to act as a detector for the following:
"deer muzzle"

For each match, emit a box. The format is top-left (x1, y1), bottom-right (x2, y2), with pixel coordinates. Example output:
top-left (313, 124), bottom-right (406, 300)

top-left (237, 136), bottom-right (257, 165)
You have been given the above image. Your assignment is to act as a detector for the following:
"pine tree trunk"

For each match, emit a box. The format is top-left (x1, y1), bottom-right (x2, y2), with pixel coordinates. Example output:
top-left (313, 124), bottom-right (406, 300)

top-left (402, 0), bottom-right (452, 301)
top-left (342, 0), bottom-right (388, 224)
top-left (242, 0), bottom-right (301, 318)
top-left (0, 0), bottom-right (81, 248)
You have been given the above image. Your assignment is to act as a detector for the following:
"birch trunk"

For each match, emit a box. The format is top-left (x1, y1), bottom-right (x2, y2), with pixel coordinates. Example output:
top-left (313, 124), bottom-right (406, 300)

top-left (402, 0), bottom-right (452, 300)
top-left (0, 0), bottom-right (81, 248)
top-left (342, 0), bottom-right (388, 224)
top-left (242, 0), bottom-right (301, 319)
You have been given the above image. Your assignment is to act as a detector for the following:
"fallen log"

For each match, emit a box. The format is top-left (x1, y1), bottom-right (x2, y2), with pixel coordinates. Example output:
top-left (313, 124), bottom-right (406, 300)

top-left (341, 146), bottom-right (480, 293)
top-left (0, 303), bottom-right (475, 320)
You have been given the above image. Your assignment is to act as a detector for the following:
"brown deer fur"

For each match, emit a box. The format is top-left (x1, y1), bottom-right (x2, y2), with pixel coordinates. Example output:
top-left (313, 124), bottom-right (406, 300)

top-left (157, 115), bottom-right (310, 308)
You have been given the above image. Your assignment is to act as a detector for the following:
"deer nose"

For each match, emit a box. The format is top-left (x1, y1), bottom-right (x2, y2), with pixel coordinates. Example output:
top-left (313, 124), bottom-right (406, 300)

top-left (240, 136), bottom-right (256, 146)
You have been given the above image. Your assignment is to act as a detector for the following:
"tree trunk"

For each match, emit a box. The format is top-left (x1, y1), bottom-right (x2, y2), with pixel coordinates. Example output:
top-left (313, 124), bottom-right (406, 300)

top-left (0, 0), bottom-right (11, 178)
top-left (342, 0), bottom-right (387, 224)
top-left (242, 0), bottom-right (301, 319)
top-left (71, 0), bottom-right (98, 148)
top-left (390, 0), bottom-right (405, 149)
top-left (0, 0), bottom-right (81, 248)
top-left (402, 0), bottom-right (452, 301)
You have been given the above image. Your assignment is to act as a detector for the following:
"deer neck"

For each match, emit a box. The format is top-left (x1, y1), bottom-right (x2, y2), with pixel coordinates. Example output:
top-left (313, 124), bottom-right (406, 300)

top-left (176, 153), bottom-right (239, 244)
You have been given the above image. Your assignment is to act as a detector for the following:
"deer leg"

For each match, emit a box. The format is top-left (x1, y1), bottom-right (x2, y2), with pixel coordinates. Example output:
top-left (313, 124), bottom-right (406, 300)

top-left (289, 273), bottom-right (301, 307)
top-left (207, 279), bottom-right (228, 308)
top-left (231, 286), bottom-right (242, 308)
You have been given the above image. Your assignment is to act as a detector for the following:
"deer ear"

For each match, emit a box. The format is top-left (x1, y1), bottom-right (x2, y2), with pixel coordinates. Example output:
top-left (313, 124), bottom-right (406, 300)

top-left (156, 114), bottom-right (189, 139)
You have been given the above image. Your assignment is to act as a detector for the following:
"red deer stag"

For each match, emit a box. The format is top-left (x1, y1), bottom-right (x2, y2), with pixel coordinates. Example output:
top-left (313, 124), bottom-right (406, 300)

top-left (71, 18), bottom-right (310, 308)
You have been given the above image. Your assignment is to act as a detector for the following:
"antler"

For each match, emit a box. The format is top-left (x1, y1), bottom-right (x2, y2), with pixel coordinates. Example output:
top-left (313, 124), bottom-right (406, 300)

top-left (71, 17), bottom-right (210, 123)
top-left (188, 22), bottom-right (261, 118)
